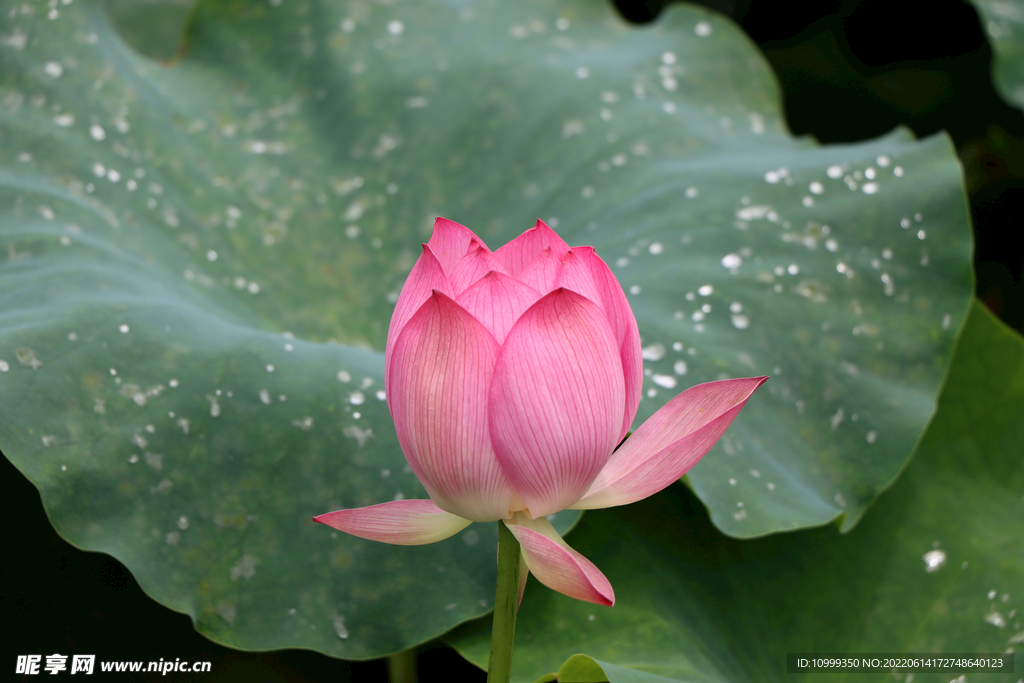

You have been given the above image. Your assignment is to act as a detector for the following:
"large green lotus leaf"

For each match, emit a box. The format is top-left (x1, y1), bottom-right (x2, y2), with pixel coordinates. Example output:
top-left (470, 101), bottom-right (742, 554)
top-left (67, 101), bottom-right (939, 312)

top-left (972, 0), bottom-right (1024, 110)
top-left (0, 0), bottom-right (970, 658)
top-left (448, 301), bottom-right (1024, 683)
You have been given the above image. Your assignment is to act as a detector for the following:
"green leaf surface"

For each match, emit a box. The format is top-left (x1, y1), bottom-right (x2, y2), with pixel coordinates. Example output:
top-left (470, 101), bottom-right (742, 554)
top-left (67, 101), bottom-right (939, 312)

top-left (447, 301), bottom-right (1024, 683)
top-left (1, 0), bottom-right (971, 657)
top-left (972, 0), bottom-right (1024, 111)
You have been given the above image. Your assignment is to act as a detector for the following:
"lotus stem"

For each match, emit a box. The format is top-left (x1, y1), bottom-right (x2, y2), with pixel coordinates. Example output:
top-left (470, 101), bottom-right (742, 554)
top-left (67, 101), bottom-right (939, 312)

top-left (486, 519), bottom-right (521, 683)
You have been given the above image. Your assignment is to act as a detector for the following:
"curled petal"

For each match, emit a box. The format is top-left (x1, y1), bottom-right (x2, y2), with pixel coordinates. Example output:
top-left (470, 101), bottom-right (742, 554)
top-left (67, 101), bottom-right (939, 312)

top-left (389, 290), bottom-right (515, 522)
top-left (456, 271), bottom-right (543, 344)
top-left (385, 245), bottom-right (454, 397)
top-left (428, 217), bottom-right (486, 275)
top-left (573, 376), bottom-right (768, 510)
top-left (448, 238), bottom-right (508, 295)
top-left (516, 552), bottom-right (529, 610)
top-left (494, 219), bottom-right (570, 276)
top-left (314, 500), bottom-right (471, 545)
top-left (561, 247), bottom-right (642, 442)
top-left (505, 513), bottom-right (614, 606)
top-left (489, 289), bottom-right (624, 518)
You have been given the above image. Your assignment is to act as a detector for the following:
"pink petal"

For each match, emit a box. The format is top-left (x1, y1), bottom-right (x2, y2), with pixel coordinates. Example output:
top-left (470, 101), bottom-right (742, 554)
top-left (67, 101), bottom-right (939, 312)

top-left (388, 290), bottom-right (516, 522)
top-left (561, 247), bottom-right (643, 442)
top-left (573, 376), bottom-right (768, 510)
top-left (516, 553), bottom-right (529, 610)
top-left (515, 246), bottom-right (562, 295)
top-left (494, 219), bottom-right (570, 276)
top-left (456, 271), bottom-right (544, 344)
top-left (448, 238), bottom-right (508, 295)
top-left (489, 289), bottom-right (625, 518)
top-left (505, 513), bottom-right (614, 606)
top-left (314, 499), bottom-right (472, 545)
top-left (385, 245), bottom-right (455, 398)
top-left (427, 217), bottom-right (485, 275)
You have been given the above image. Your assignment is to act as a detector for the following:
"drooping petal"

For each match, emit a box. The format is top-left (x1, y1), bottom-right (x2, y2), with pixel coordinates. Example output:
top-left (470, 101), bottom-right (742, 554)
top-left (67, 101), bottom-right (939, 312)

top-left (314, 499), bottom-right (472, 545)
top-left (505, 513), bottom-right (614, 606)
top-left (427, 217), bottom-right (485, 275)
top-left (561, 246), bottom-right (643, 442)
top-left (573, 376), bottom-right (768, 510)
top-left (389, 290), bottom-right (515, 522)
top-left (385, 245), bottom-right (454, 398)
top-left (448, 238), bottom-right (508, 295)
top-left (515, 246), bottom-right (562, 295)
top-left (456, 271), bottom-right (543, 344)
top-left (489, 289), bottom-right (624, 518)
top-left (516, 552), bottom-right (529, 610)
top-left (494, 219), bottom-right (570, 276)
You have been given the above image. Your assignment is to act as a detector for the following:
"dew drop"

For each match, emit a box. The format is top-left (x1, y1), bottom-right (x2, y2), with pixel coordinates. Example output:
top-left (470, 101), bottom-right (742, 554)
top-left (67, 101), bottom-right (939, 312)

top-left (721, 253), bottom-right (741, 269)
top-left (698, 284), bottom-right (713, 296)
top-left (694, 21), bottom-right (712, 36)
top-left (984, 611), bottom-right (1007, 628)
top-left (922, 549), bottom-right (946, 572)
top-left (641, 343), bottom-right (666, 361)
top-left (16, 347), bottom-right (42, 369)
top-left (652, 374), bottom-right (676, 388)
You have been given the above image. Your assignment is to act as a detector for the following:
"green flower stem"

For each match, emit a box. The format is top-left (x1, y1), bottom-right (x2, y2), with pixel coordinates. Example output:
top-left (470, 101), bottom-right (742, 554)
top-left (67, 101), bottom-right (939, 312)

top-left (487, 520), bottom-right (522, 683)
top-left (386, 647), bottom-right (417, 683)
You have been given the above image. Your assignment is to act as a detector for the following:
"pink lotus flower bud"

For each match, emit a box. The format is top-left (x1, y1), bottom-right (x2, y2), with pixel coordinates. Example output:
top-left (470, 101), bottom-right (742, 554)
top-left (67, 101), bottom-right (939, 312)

top-left (316, 218), bottom-right (766, 606)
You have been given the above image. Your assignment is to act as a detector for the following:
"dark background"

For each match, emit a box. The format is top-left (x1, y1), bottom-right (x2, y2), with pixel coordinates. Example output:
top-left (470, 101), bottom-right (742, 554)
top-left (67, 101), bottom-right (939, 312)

top-left (4, 0), bottom-right (1022, 680)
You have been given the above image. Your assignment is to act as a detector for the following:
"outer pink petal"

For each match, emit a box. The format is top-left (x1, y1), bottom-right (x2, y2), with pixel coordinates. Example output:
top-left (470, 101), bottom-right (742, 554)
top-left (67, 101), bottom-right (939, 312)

top-left (515, 246), bottom-right (562, 295)
top-left (565, 247), bottom-right (643, 442)
top-left (489, 289), bottom-right (624, 518)
top-left (389, 290), bottom-right (515, 522)
top-left (494, 219), bottom-right (570, 276)
top-left (385, 245), bottom-right (454, 399)
top-left (456, 271), bottom-right (543, 344)
top-left (505, 513), bottom-right (614, 606)
top-left (573, 376), bottom-right (768, 510)
top-left (448, 238), bottom-right (508, 295)
top-left (428, 217), bottom-right (486, 275)
top-left (314, 500), bottom-right (471, 545)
